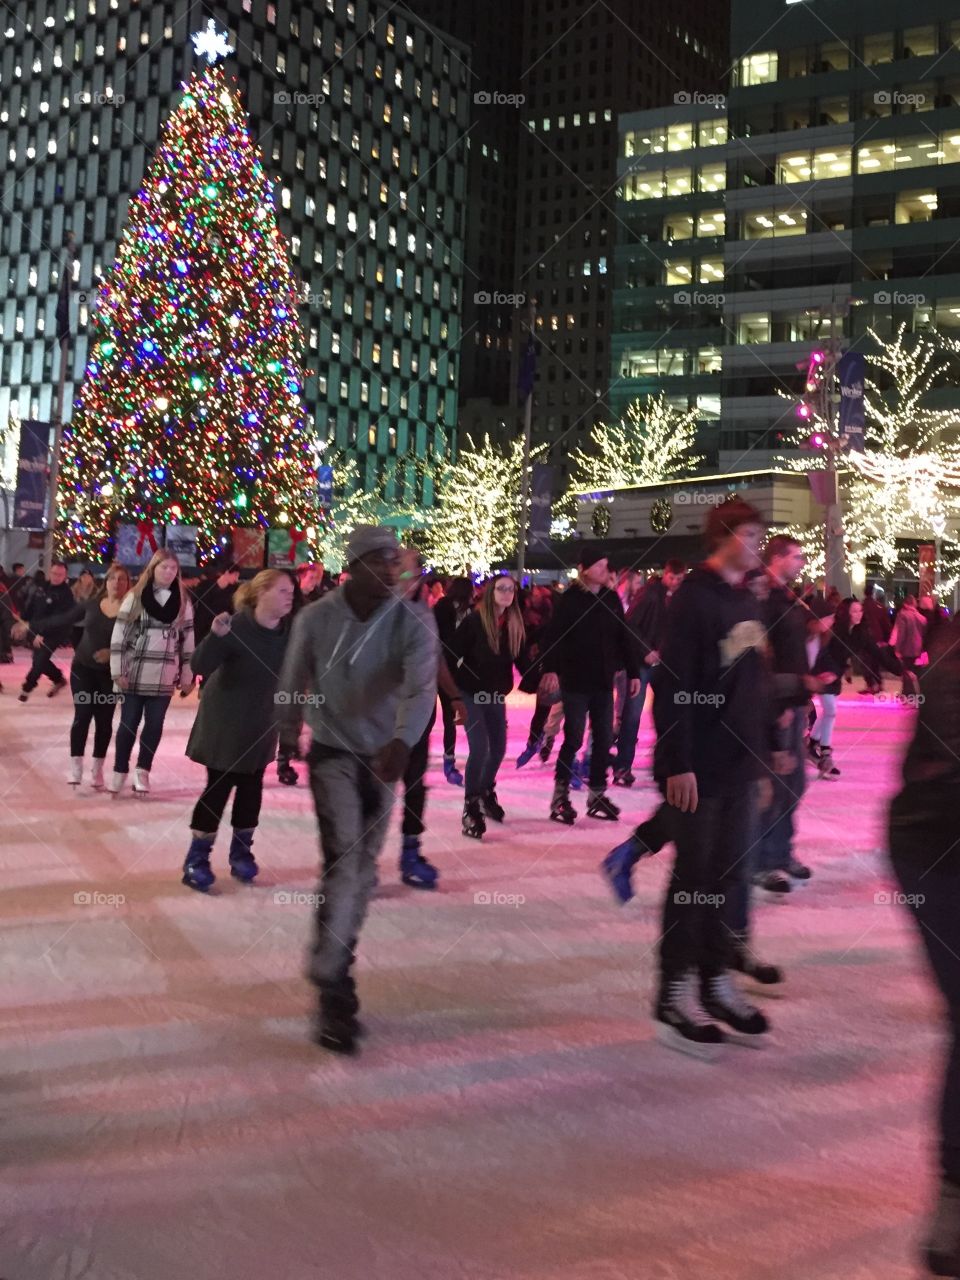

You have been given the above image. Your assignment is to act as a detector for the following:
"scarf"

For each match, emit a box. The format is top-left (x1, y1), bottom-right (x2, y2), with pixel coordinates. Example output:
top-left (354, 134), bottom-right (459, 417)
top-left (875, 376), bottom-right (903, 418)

top-left (141, 578), bottom-right (181, 625)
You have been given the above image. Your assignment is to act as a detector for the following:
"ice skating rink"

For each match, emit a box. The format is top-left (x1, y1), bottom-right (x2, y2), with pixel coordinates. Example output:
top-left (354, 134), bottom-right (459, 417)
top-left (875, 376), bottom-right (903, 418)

top-left (0, 654), bottom-right (940, 1279)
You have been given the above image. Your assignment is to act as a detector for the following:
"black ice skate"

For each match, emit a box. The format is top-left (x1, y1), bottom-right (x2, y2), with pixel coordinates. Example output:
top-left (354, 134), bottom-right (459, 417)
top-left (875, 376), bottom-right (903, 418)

top-left (655, 972), bottom-right (725, 1060)
top-left (700, 972), bottom-right (769, 1047)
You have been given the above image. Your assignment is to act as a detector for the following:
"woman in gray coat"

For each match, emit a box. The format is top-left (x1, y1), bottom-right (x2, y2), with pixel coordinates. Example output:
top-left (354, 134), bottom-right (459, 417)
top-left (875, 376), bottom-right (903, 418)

top-left (182, 569), bottom-right (295, 892)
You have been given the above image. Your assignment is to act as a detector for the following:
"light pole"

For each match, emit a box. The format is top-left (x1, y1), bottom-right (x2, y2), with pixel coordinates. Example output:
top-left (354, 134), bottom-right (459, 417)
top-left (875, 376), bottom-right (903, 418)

top-left (931, 512), bottom-right (946, 598)
top-left (515, 298), bottom-right (536, 579)
top-left (45, 230), bottom-right (78, 565)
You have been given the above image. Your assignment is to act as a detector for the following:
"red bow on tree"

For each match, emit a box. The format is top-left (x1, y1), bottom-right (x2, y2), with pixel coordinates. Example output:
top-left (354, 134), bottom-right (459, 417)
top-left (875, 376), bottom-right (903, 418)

top-left (286, 528), bottom-right (308, 562)
top-left (135, 520), bottom-right (158, 556)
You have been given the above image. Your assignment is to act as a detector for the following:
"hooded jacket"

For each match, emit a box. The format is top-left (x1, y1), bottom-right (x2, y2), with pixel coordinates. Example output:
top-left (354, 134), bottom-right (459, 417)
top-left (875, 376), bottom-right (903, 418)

top-left (652, 564), bottom-right (769, 793)
top-left (276, 588), bottom-right (438, 756)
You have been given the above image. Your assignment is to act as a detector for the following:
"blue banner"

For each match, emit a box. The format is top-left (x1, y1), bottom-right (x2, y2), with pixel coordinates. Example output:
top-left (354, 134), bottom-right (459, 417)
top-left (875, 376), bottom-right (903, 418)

top-left (317, 465), bottom-right (333, 507)
top-left (528, 463), bottom-right (553, 550)
top-left (837, 351), bottom-right (866, 452)
top-left (14, 420), bottom-right (51, 529)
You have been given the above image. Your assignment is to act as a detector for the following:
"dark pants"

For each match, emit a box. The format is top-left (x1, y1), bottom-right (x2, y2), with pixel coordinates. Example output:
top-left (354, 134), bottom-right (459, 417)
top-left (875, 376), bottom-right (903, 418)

top-left (556, 688), bottom-right (613, 792)
top-left (890, 846), bottom-right (960, 1182)
top-left (0, 607), bottom-right (13, 657)
top-left (191, 767), bottom-right (265, 833)
top-left (114, 692), bottom-right (172, 773)
top-left (615, 666), bottom-right (653, 773)
top-left (757, 705), bottom-right (807, 874)
top-left (528, 698), bottom-right (550, 743)
top-left (438, 690), bottom-right (458, 758)
top-left (462, 693), bottom-right (507, 795)
top-left (307, 743), bottom-right (394, 988)
top-left (901, 657), bottom-right (920, 699)
top-left (401, 706), bottom-right (436, 837)
top-left (69, 661), bottom-right (117, 758)
top-left (658, 783), bottom-right (753, 980)
top-left (23, 642), bottom-right (64, 691)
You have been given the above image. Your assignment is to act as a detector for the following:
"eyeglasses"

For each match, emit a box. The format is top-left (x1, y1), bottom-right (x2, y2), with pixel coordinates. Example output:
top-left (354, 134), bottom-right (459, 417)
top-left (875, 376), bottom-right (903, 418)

top-left (494, 583), bottom-right (515, 593)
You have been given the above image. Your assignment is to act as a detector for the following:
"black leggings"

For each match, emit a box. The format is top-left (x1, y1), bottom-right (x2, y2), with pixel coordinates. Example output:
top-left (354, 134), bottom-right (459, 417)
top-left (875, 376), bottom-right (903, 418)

top-left (191, 767), bottom-right (265, 834)
top-left (438, 690), bottom-right (457, 757)
top-left (69, 661), bottom-right (116, 758)
top-left (401, 706), bottom-right (437, 837)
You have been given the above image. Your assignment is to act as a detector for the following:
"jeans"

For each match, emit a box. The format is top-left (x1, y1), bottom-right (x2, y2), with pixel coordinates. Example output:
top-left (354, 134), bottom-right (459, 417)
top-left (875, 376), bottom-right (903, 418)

top-left (438, 690), bottom-right (458, 758)
top-left (556, 688), bottom-right (613, 792)
top-left (727, 780), bottom-right (764, 937)
top-left (400, 706), bottom-right (436, 837)
top-left (23, 642), bottom-right (64, 691)
top-left (69, 661), bottom-right (117, 759)
top-left (811, 693), bottom-right (838, 748)
top-left (890, 846), bottom-right (960, 1182)
top-left (615, 666), bottom-right (654, 774)
top-left (191, 768), bottom-right (265, 833)
top-left (306, 743), bottom-right (395, 988)
top-left (658, 783), bottom-right (753, 980)
top-left (757, 705), bottom-right (807, 874)
top-left (113, 692), bottom-right (172, 773)
top-left (461, 693), bottom-right (507, 796)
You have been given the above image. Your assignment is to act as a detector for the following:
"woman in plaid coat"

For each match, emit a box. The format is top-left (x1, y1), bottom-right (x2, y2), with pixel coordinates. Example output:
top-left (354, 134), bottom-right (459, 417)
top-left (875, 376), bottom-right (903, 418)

top-left (109, 548), bottom-right (194, 795)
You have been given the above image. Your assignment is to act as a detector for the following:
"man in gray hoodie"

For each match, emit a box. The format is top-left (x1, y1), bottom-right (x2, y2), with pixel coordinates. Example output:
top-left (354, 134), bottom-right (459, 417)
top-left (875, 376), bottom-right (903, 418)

top-left (278, 525), bottom-right (438, 1054)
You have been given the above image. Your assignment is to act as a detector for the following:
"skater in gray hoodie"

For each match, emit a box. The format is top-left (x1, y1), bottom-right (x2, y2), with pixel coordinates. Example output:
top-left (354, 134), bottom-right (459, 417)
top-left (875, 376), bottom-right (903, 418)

top-left (277, 525), bottom-right (438, 1054)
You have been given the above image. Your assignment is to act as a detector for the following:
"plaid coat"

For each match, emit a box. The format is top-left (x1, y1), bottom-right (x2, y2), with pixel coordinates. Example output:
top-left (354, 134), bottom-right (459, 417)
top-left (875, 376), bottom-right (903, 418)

top-left (110, 591), bottom-right (195, 696)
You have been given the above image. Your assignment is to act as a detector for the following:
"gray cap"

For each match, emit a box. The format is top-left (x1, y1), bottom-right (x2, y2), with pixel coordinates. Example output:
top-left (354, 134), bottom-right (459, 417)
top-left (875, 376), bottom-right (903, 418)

top-left (345, 524), bottom-right (400, 566)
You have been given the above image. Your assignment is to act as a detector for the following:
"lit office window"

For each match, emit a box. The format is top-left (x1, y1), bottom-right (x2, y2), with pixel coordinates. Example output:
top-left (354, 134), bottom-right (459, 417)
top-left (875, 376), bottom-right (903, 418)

top-left (738, 52), bottom-right (777, 85)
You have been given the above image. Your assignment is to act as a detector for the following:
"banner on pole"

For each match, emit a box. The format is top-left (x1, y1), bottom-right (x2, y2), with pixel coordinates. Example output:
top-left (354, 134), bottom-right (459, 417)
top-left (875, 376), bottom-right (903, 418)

top-left (317, 465), bottom-right (333, 509)
top-left (837, 351), bottom-right (866, 452)
top-left (528, 463), bottom-right (554, 551)
top-left (14, 420), bottom-right (52, 529)
top-left (919, 543), bottom-right (936, 597)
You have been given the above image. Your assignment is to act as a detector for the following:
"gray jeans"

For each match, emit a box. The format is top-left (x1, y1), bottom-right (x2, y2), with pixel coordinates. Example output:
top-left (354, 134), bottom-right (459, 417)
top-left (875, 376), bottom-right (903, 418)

top-left (307, 745), bottom-right (395, 987)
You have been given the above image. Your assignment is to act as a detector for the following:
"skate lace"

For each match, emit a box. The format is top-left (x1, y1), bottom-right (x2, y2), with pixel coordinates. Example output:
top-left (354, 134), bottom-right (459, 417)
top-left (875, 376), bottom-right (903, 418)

top-left (707, 973), bottom-right (754, 1018)
top-left (668, 973), bottom-right (713, 1026)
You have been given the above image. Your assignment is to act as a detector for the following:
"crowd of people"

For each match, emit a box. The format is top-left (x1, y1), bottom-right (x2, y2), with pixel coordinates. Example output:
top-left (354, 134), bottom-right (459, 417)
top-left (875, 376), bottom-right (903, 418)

top-left (2, 511), bottom-right (958, 1272)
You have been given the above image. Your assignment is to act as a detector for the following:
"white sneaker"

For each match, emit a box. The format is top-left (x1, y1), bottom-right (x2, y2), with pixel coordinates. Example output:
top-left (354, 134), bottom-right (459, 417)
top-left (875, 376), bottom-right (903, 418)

top-left (108, 771), bottom-right (127, 795)
top-left (133, 768), bottom-right (150, 794)
top-left (67, 757), bottom-right (83, 785)
top-left (90, 758), bottom-right (105, 788)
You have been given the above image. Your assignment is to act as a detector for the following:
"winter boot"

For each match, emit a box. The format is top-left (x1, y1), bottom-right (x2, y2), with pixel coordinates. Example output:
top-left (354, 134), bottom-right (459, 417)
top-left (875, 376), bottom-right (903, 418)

top-left (277, 761), bottom-right (299, 786)
top-left (314, 978), bottom-right (361, 1055)
top-left (182, 833), bottom-right (216, 893)
top-left (549, 781), bottom-right (576, 826)
top-left (515, 736), bottom-right (542, 769)
top-left (926, 1177), bottom-right (960, 1277)
top-left (399, 834), bottom-right (438, 889)
top-left (817, 748), bottom-right (840, 780)
top-left (90, 758), bottom-right (106, 789)
top-left (586, 790), bottom-right (620, 821)
top-left (538, 735), bottom-right (555, 763)
top-left (462, 795), bottom-right (486, 839)
top-left (480, 787), bottom-right (505, 823)
top-left (655, 971), bottom-right (725, 1060)
top-left (67, 757), bottom-right (83, 785)
top-left (700, 972), bottom-right (769, 1046)
top-left (600, 827), bottom-right (657, 905)
top-left (228, 828), bottom-right (259, 883)
top-left (133, 767), bottom-right (150, 794)
top-left (107, 771), bottom-right (127, 796)
top-left (730, 940), bottom-right (783, 988)
top-left (443, 754), bottom-right (464, 786)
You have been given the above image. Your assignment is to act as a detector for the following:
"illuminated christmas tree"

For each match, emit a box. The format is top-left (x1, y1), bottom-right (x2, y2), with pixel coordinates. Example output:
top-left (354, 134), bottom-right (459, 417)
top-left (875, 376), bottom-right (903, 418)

top-left (60, 24), bottom-right (317, 559)
top-left (569, 394), bottom-right (703, 494)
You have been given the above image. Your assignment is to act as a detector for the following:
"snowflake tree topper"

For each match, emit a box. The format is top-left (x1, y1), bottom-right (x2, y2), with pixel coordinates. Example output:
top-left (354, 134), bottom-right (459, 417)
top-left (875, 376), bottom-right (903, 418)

top-left (191, 20), bottom-right (234, 64)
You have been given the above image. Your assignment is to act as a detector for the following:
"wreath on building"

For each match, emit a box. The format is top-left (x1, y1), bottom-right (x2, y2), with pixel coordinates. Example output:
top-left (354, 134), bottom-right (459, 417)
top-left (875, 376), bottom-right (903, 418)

top-left (591, 505), bottom-right (611, 537)
top-left (650, 498), bottom-right (673, 534)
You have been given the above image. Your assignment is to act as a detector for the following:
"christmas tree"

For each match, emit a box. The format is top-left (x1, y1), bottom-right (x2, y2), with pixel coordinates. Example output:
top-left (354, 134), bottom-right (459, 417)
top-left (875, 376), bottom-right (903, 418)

top-left (60, 24), bottom-right (317, 560)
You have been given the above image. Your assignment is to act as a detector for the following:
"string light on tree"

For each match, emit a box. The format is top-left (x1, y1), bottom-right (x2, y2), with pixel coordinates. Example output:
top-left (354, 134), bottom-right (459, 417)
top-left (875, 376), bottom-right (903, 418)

top-left (59, 31), bottom-right (316, 559)
top-left (569, 394), bottom-right (704, 494)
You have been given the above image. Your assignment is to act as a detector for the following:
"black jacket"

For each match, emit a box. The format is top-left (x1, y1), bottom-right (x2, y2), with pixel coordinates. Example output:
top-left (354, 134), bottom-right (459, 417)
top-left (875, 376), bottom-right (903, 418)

top-left (26, 581), bottom-right (76, 646)
top-left (433, 595), bottom-right (472, 664)
top-left (652, 565), bottom-right (769, 793)
top-left (764, 585), bottom-right (811, 710)
top-left (450, 609), bottom-right (515, 698)
top-left (192, 579), bottom-right (237, 644)
top-left (625, 578), bottom-right (676, 663)
top-left (809, 632), bottom-right (848, 697)
top-left (540, 583), bottom-right (638, 693)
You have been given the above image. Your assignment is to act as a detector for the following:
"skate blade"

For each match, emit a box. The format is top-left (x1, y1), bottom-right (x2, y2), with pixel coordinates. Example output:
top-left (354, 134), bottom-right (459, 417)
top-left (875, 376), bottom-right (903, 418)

top-left (655, 1022), bottom-right (723, 1061)
top-left (720, 1028), bottom-right (769, 1049)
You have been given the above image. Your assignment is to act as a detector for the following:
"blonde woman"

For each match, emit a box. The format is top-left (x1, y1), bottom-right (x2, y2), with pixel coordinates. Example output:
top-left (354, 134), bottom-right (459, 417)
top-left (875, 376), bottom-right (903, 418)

top-left (450, 574), bottom-right (525, 839)
top-left (181, 569), bottom-right (294, 891)
top-left (109, 548), bottom-right (194, 795)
